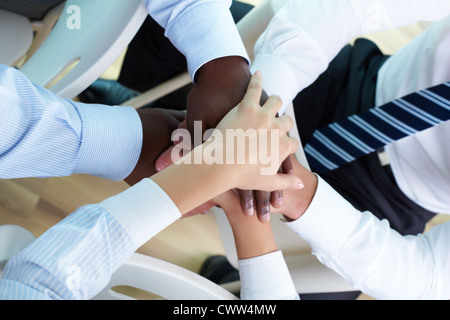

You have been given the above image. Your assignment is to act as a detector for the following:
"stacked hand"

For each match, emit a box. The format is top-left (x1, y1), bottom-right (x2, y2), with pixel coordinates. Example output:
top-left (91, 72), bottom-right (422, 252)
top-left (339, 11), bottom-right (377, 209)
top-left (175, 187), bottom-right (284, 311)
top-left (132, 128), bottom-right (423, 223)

top-left (216, 155), bottom-right (318, 224)
top-left (150, 72), bottom-right (302, 215)
top-left (156, 57), bottom-right (294, 222)
top-left (212, 155), bottom-right (317, 261)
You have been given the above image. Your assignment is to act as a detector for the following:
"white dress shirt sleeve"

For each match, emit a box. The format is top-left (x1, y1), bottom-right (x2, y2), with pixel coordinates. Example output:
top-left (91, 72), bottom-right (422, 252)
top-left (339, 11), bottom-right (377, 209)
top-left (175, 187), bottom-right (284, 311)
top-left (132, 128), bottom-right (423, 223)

top-left (0, 179), bottom-right (181, 300)
top-left (250, 0), bottom-right (450, 114)
top-left (142, 0), bottom-right (249, 80)
top-left (0, 64), bottom-right (142, 181)
top-left (238, 251), bottom-right (299, 300)
top-left (285, 176), bottom-right (450, 300)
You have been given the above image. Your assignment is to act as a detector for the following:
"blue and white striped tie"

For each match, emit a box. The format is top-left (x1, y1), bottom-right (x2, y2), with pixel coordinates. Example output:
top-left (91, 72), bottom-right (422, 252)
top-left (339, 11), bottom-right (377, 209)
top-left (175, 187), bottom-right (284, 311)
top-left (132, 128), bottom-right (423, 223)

top-left (305, 82), bottom-right (450, 173)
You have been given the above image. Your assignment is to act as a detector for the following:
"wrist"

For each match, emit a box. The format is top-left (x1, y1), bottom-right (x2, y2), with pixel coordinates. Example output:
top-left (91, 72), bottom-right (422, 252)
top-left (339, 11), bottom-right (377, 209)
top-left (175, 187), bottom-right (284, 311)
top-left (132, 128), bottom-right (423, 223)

top-left (195, 56), bottom-right (250, 84)
top-left (151, 144), bottom-right (225, 215)
top-left (283, 165), bottom-right (318, 222)
top-left (230, 215), bottom-right (278, 260)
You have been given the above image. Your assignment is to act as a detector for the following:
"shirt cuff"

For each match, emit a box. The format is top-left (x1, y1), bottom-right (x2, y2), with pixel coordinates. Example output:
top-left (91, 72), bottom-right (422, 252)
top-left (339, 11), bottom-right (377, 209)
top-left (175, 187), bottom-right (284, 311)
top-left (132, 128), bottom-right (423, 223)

top-left (250, 54), bottom-right (301, 115)
top-left (165, 1), bottom-right (249, 80)
top-left (72, 102), bottom-right (142, 181)
top-left (238, 251), bottom-right (299, 300)
top-left (284, 176), bottom-right (363, 253)
top-left (100, 178), bottom-right (182, 248)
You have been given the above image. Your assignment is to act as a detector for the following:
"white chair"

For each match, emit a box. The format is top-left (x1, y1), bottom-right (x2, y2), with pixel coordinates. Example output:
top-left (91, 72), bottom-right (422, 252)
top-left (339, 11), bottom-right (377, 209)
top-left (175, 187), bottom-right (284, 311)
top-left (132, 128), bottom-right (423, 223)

top-left (0, 224), bottom-right (236, 300)
top-left (20, 0), bottom-right (148, 100)
top-left (0, 1), bottom-right (66, 67)
top-left (0, 9), bottom-right (34, 66)
top-left (93, 253), bottom-right (238, 300)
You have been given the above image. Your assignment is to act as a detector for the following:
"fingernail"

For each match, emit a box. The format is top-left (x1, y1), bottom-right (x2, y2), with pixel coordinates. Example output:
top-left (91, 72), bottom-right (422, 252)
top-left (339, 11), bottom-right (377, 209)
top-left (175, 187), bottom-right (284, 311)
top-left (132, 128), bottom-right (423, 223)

top-left (261, 213), bottom-right (271, 223)
top-left (288, 169), bottom-right (294, 175)
top-left (246, 203), bottom-right (255, 216)
top-left (155, 161), bottom-right (166, 172)
top-left (296, 181), bottom-right (304, 189)
top-left (254, 70), bottom-right (262, 76)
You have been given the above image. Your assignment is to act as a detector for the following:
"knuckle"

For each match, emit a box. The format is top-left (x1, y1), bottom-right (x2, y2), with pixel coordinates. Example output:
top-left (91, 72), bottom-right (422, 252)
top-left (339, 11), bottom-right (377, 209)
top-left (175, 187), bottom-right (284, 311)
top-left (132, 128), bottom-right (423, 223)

top-left (242, 194), bottom-right (255, 202)
top-left (290, 138), bottom-right (300, 152)
top-left (269, 94), bottom-right (283, 106)
top-left (287, 115), bottom-right (294, 128)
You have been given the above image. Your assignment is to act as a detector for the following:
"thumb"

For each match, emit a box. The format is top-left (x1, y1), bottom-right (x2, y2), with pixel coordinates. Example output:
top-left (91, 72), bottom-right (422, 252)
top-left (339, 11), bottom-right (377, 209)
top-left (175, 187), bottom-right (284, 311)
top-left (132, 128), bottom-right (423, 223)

top-left (155, 120), bottom-right (193, 172)
top-left (155, 145), bottom-right (177, 172)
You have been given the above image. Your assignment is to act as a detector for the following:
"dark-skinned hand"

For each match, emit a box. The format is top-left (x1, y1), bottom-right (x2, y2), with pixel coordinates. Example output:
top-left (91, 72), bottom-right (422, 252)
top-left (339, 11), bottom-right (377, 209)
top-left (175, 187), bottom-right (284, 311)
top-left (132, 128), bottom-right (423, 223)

top-left (186, 57), bottom-right (292, 222)
top-left (156, 56), bottom-right (292, 223)
top-left (124, 108), bottom-right (185, 186)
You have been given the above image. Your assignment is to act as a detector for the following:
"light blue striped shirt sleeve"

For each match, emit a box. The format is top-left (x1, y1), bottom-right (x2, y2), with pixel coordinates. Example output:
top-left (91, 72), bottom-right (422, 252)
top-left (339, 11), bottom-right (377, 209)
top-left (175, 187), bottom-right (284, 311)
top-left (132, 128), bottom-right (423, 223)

top-left (0, 64), bottom-right (142, 181)
top-left (0, 178), bottom-right (181, 300)
top-left (142, 0), bottom-right (249, 80)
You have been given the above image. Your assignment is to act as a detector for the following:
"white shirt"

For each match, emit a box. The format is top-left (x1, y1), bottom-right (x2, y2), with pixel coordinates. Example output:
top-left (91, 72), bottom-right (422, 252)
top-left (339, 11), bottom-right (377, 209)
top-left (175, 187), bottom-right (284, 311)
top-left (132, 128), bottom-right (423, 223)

top-left (248, 0), bottom-right (450, 299)
top-left (287, 176), bottom-right (450, 300)
top-left (251, 0), bottom-right (450, 113)
top-left (379, 19), bottom-right (450, 214)
top-left (250, 0), bottom-right (450, 213)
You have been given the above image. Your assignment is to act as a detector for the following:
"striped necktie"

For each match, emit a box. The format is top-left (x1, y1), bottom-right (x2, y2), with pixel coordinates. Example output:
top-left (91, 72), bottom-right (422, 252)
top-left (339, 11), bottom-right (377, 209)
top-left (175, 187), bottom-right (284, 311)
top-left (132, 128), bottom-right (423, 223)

top-left (305, 82), bottom-right (450, 173)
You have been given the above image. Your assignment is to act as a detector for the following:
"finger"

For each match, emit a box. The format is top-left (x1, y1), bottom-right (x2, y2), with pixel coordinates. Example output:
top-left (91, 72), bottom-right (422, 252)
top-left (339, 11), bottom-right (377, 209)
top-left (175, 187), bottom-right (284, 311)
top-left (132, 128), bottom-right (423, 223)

top-left (271, 168), bottom-right (284, 209)
top-left (171, 120), bottom-right (188, 147)
top-left (237, 189), bottom-right (255, 216)
top-left (271, 173), bottom-right (304, 191)
top-left (166, 109), bottom-right (187, 122)
top-left (276, 114), bottom-right (294, 134)
top-left (182, 200), bottom-right (216, 218)
top-left (282, 155), bottom-right (294, 175)
top-left (262, 95), bottom-right (283, 117)
top-left (214, 191), bottom-right (242, 213)
top-left (288, 137), bottom-right (300, 155)
top-left (280, 137), bottom-right (300, 158)
top-left (255, 190), bottom-right (272, 223)
top-left (240, 71), bottom-right (263, 107)
top-left (155, 122), bottom-right (194, 171)
top-left (259, 89), bottom-right (269, 106)
top-left (271, 189), bottom-right (283, 208)
top-left (177, 120), bottom-right (187, 130)
top-left (155, 145), bottom-right (177, 171)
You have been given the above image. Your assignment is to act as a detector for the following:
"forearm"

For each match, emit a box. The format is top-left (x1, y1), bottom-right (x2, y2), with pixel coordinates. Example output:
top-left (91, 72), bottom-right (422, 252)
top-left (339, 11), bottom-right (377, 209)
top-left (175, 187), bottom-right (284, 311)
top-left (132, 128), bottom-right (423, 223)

top-left (151, 144), bottom-right (228, 215)
top-left (0, 72), bottom-right (298, 300)
top-left (0, 205), bottom-right (138, 300)
top-left (229, 212), bottom-right (278, 260)
top-left (0, 174), bottom-right (187, 300)
top-left (217, 192), bottom-right (298, 300)
top-left (286, 176), bottom-right (450, 300)
top-left (0, 65), bottom-right (142, 180)
top-left (232, 218), bottom-right (298, 300)
top-left (143, 0), bottom-right (249, 80)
